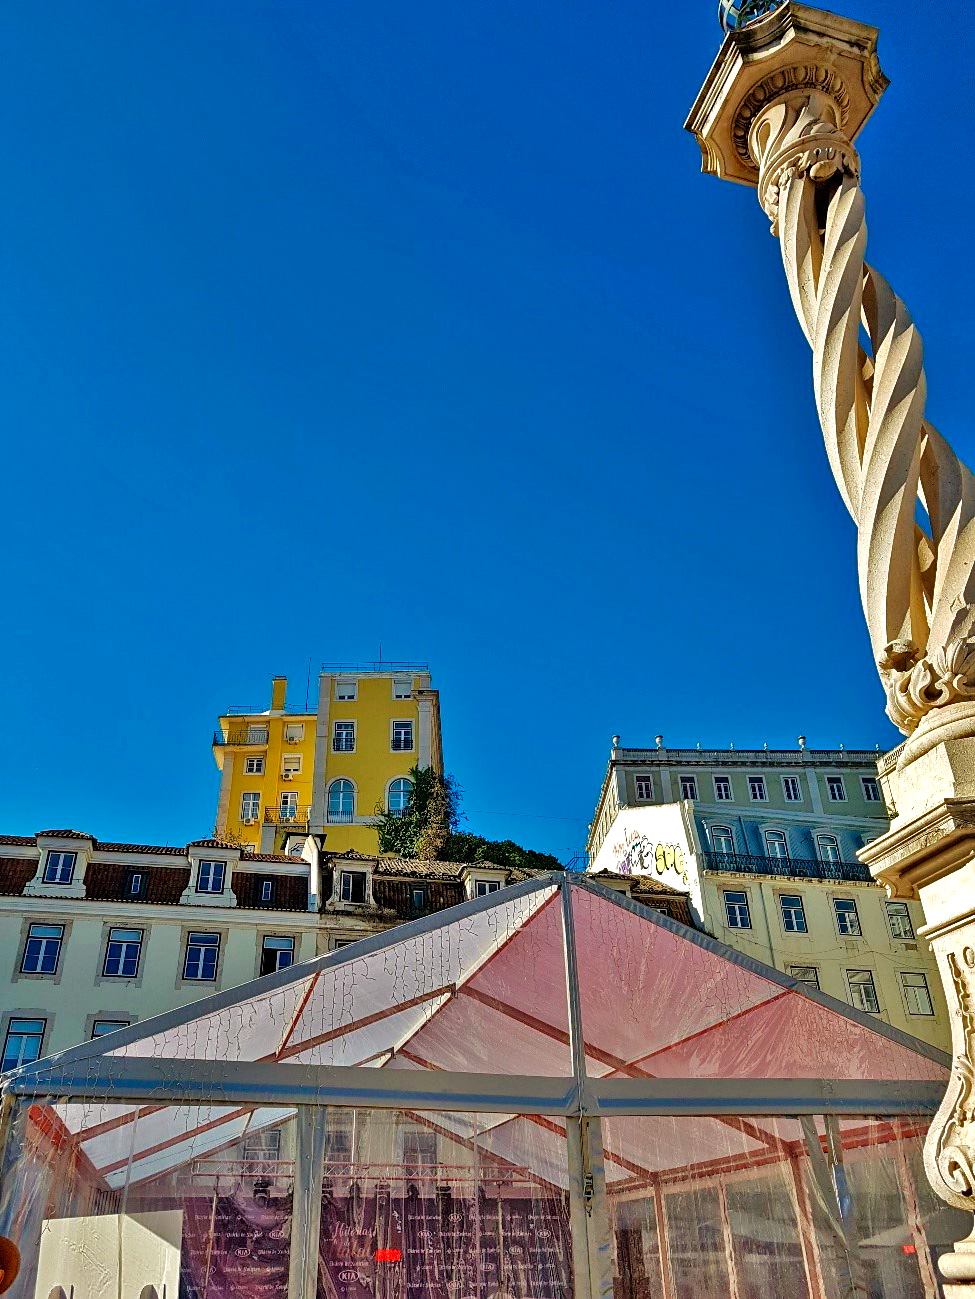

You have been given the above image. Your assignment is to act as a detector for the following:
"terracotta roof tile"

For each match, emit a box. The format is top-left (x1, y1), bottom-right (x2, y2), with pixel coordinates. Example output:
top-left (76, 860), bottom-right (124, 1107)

top-left (0, 857), bottom-right (37, 896)
top-left (0, 835), bottom-right (36, 847)
top-left (96, 842), bottom-right (187, 856)
top-left (36, 829), bottom-right (94, 840)
top-left (233, 871), bottom-right (308, 911)
top-left (85, 862), bottom-right (190, 905)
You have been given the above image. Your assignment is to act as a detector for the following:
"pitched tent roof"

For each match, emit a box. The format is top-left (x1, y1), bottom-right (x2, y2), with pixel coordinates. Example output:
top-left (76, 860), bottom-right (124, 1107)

top-left (6, 874), bottom-right (948, 1190)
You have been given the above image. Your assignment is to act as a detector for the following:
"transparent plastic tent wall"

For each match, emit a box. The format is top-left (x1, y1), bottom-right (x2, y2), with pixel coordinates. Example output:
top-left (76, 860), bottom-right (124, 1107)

top-left (0, 874), bottom-right (966, 1299)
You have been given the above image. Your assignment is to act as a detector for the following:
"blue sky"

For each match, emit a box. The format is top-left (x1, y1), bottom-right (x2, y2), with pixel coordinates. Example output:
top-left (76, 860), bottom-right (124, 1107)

top-left (0, 2), bottom-right (969, 862)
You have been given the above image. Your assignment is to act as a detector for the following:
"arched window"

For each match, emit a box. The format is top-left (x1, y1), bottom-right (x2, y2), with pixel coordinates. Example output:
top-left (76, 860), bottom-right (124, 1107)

top-left (765, 830), bottom-right (789, 860)
top-left (388, 778), bottom-right (414, 817)
top-left (327, 780), bottom-right (355, 824)
top-left (817, 833), bottom-right (840, 864)
top-left (710, 825), bottom-right (735, 855)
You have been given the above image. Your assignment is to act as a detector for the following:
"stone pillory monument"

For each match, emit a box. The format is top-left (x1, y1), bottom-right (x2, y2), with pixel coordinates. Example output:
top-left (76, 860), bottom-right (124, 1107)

top-left (687, 1), bottom-right (975, 1290)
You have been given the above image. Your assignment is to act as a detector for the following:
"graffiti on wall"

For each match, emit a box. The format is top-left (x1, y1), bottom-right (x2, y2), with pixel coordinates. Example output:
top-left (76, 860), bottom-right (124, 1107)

top-left (612, 829), bottom-right (689, 887)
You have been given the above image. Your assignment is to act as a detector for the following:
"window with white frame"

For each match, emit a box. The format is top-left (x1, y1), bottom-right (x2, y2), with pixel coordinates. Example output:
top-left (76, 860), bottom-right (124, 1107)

top-left (340, 871), bottom-right (367, 904)
top-left (103, 927), bottom-right (143, 978)
top-left (244, 756), bottom-right (265, 775)
top-left (260, 935), bottom-right (295, 976)
top-left (261, 879), bottom-right (274, 903)
top-left (635, 777), bottom-right (653, 800)
top-left (284, 724), bottom-right (304, 743)
top-left (127, 872), bottom-right (144, 897)
top-left (885, 900), bottom-right (915, 941)
top-left (782, 776), bottom-right (802, 802)
top-left (901, 971), bottom-right (934, 1016)
top-left (91, 1019), bottom-right (129, 1039)
top-left (43, 851), bottom-right (76, 885)
top-left (475, 880), bottom-right (500, 897)
top-left (196, 860), bottom-right (225, 894)
top-left (335, 679), bottom-right (357, 701)
top-left (393, 678), bottom-right (412, 699)
top-left (747, 776), bottom-right (767, 801)
top-left (833, 897), bottom-right (862, 936)
top-left (241, 792), bottom-right (261, 822)
top-left (279, 791), bottom-right (299, 819)
top-left (184, 932), bottom-right (220, 981)
top-left (817, 834), bottom-right (840, 864)
top-left (679, 775), bottom-right (698, 800)
top-left (244, 1128), bottom-right (282, 1162)
top-left (246, 726), bottom-right (269, 745)
top-left (779, 894), bottom-right (807, 933)
top-left (826, 775), bottom-right (846, 802)
top-left (713, 776), bottom-right (732, 801)
top-left (388, 778), bottom-right (413, 816)
top-left (2, 1018), bottom-right (45, 1072)
top-left (710, 825), bottom-right (735, 855)
top-left (789, 965), bottom-right (820, 990)
top-left (333, 721), bottom-right (355, 752)
top-left (403, 1129), bottom-right (437, 1166)
top-left (327, 780), bottom-right (354, 824)
top-left (847, 969), bottom-right (880, 1013)
top-left (283, 755), bottom-right (301, 775)
top-left (723, 890), bottom-right (751, 929)
top-left (392, 720), bottom-right (414, 752)
top-left (861, 776), bottom-right (882, 803)
top-left (765, 830), bottom-right (789, 859)
top-left (21, 923), bottom-right (64, 975)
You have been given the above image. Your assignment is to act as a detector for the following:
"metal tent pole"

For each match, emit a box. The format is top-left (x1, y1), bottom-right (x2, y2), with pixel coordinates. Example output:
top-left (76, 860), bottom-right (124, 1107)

top-left (287, 1106), bottom-right (327, 1299)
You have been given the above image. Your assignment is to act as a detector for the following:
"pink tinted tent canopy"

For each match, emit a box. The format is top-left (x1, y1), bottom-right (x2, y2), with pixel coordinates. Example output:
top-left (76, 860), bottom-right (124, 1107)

top-left (0, 873), bottom-right (957, 1299)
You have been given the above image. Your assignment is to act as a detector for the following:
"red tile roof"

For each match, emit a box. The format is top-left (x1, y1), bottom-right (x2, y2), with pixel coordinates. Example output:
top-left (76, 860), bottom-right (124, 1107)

top-left (35, 830), bottom-right (95, 840)
top-left (0, 858), bottom-right (37, 896)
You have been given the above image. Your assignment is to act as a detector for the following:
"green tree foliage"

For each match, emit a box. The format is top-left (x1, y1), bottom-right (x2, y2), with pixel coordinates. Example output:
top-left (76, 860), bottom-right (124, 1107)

top-left (375, 767), bottom-right (563, 872)
top-left (374, 767), bottom-right (461, 858)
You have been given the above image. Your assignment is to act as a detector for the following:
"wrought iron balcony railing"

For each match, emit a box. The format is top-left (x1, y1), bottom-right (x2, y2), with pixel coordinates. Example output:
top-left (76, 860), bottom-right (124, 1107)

top-left (213, 728), bottom-right (269, 747)
top-left (702, 850), bottom-right (871, 883)
top-left (264, 807), bottom-right (311, 826)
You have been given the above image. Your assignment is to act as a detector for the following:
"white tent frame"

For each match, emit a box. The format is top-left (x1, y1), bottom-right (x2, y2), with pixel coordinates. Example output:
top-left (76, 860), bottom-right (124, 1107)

top-left (0, 874), bottom-right (950, 1299)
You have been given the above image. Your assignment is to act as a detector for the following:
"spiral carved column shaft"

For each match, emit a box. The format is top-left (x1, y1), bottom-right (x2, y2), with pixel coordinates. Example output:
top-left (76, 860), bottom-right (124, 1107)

top-left (749, 89), bottom-right (975, 744)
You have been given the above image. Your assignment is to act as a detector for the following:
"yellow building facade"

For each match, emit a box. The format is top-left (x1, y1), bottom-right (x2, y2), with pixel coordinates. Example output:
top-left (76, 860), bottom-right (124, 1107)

top-left (212, 665), bottom-right (442, 855)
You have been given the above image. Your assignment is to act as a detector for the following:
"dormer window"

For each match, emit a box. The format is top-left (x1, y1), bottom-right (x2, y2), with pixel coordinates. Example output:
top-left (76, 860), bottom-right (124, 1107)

top-left (43, 852), bottom-right (76, 885)
top-left (340, 870), bottom-right (367, 904)
top-left (197, 860), bottom-right (226, 894)
top-left (474, 880), bottom-right (500, 897)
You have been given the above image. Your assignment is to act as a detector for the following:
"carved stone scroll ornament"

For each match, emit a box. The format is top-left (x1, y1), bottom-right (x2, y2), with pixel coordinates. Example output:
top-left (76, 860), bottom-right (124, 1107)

top-left (926, 943), bottom-right (975, 1276)
top-left (745, 88), bottom-right (975, 740)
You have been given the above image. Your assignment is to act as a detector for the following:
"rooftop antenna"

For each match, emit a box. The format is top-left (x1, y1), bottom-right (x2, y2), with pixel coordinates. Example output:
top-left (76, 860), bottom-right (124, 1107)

top-left (304, 657), bottom-right (311, 711)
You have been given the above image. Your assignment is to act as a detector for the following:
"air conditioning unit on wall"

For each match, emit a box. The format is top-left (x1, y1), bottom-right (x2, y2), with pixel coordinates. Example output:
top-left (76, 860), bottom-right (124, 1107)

top-left (282, 772), bottom-right (294, 781)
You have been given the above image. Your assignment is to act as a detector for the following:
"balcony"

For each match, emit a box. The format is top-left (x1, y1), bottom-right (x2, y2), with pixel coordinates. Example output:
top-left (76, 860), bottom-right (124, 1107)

top-left (702, 851), bottom-right (871, 883)
top-left (264, 807), bottom-right (311, 828)
top-left (213, 728), bottom-right (269, 747)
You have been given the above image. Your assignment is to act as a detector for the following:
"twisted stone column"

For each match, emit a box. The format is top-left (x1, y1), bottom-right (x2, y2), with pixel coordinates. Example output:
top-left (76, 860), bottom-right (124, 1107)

top-left (749, 87), bottom-right (975, 745)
